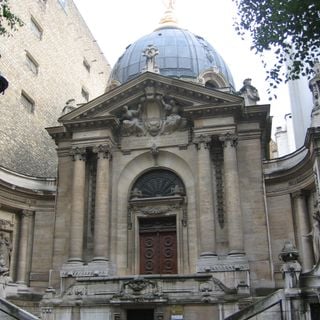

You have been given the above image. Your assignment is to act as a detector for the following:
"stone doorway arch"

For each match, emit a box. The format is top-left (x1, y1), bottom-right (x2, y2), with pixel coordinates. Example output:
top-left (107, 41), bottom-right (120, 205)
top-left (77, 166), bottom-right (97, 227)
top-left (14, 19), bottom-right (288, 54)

top-left (128, 169), bottom-right (187, 274)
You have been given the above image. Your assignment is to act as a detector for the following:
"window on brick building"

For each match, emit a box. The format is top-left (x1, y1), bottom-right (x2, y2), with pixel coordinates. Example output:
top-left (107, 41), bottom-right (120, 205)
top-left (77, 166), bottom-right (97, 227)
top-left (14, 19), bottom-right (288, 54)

top-left (25, 52), bottom-right (39, 75)
top-left (83, 58), bottom-right (91, 73)
top-left (21, 91), bottom-right (35, 113)
top-left (30, 17), bottom-right (43, 40)
top-left (81, 87), bottom-right (89, 102)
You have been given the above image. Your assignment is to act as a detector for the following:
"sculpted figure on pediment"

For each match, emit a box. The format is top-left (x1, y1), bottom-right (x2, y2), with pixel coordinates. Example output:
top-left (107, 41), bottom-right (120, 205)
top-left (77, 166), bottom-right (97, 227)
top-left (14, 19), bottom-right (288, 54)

top-left (161, 96), bottom-right (186, 134)
top-left (119, 95), bottom-right (187, 137)
top-left (121, 104), bottom-right (145, 136)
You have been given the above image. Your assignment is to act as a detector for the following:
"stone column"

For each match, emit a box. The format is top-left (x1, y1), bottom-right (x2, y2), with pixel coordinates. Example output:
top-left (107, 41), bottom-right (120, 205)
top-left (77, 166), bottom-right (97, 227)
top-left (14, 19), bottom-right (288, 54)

top-left (292, 191), bottom-right (314, 271)
top-left (17, 210), bottom-right (33, 285)
top-left (68, 147), bottom-right (86, 264)
top-left (92, 145), bottom-right (112, 262)
top-left (195, 135), bottom-right (216, 256)
top-left (220, 133), bottom-right (244, 255)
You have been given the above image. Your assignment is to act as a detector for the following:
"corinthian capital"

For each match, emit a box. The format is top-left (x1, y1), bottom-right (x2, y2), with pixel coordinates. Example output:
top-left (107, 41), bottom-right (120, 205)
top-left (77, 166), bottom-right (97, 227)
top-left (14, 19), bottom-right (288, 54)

top-left (93, 144), bottom-right (112, 159)
top-left (70, 147), bottom-right (86, 161)
top-left (21, 210), bottom-right (33, 218)
top-left (194, 134), bottom-right (211, 150)
top-left (219, 132), bottom-right (238, 148)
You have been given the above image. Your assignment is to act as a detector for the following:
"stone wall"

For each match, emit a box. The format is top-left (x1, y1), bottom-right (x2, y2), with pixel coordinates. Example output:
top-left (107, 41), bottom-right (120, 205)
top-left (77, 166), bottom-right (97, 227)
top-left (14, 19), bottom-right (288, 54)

top-left (0, 0), bottom-right (110, 177)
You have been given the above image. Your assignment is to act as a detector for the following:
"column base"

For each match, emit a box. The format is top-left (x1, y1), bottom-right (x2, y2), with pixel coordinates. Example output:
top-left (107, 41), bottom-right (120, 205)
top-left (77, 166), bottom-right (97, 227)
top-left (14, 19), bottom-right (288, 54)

top-left (228, 250), bottom-right (246, 257)
top-left (92, 256), bottom-right (109, 262)
top-left (197, 254), bottom-right (219, 272)
top-left (200, 252), bottom-right (217, 257)
top-left (67, 258), bottom-right (84, 264)
top-left (16, 282), bottom-right (29, 293)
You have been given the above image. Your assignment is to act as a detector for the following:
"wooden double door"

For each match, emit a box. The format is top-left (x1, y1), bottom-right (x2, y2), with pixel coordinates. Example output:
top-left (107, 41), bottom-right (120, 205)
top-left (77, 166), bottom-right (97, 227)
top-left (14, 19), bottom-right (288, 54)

top-left (139, 217), bottom-right (177, 274)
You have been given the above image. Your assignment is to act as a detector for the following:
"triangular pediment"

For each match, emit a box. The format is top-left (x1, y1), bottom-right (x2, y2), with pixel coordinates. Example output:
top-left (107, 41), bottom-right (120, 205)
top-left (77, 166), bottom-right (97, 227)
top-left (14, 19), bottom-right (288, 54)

top-left (59, 72), bottom-right (244, 124)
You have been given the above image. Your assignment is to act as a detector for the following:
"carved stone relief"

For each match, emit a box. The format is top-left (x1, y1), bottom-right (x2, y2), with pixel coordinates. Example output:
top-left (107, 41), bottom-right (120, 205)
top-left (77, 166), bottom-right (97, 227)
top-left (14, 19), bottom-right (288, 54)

top-left (0, 231), bottom-right (11, 275)
top-left (119, 95), bottom-right (187, 137)
top-left (212, 141), bottom-right (224, 228)
top-left (111, 277), bottom-right (166, 303)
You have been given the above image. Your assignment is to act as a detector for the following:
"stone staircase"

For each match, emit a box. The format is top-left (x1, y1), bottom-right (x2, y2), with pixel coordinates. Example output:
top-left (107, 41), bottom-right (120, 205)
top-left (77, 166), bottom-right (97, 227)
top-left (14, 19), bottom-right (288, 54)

top-left (0, 297), bottom-right (39, 320)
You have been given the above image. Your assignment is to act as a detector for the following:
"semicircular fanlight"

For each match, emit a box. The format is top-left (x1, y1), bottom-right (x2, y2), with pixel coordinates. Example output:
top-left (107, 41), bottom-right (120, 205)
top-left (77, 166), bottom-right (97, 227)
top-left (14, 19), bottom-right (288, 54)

top-left (131, 169), bottom-right (185, 198)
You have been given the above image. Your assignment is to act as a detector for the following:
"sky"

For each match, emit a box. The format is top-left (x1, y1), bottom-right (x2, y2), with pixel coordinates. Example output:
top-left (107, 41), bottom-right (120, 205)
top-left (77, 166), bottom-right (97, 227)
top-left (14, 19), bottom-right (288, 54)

top-left (73, 0), bottom-right (291, 131)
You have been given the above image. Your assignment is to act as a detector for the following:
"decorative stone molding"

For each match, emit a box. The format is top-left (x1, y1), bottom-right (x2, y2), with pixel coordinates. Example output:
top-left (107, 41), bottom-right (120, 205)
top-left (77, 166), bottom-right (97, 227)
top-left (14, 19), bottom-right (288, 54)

top-left (0, 231), bottom-right (12, 275)
top-left (70, 147), bottom-right (86, 161)
top-left (41, 307), bottom-right (53, 315)
top-left (138, 204), bottom-right (180, 215)
top-left (197, 263), bottom-right (250, 273)
top-left (122, 278), bottom-right (156, 293)
top-left (60, 268), bottom-right (111, 278)
top-left (92, 144), bottom-right (112, 159)
top-left (194, 134), bottom-right (211, 150)
top-left (21, 209), bottom-right (33, 217)
top-left (119, 96), bottom-right (187, 137)
top-left (0, 219), bottom-right (13, 229)
top-left (150, 143), bottom-right (159, 165)
top-left (128, 198), bottom-right (184, 230)
top-left (212, 142), bottom-right (224, 228)
top-left (219, 132), bottom-right (238, 148)
top-left (111, 277), bottom-right (166, 304)
top-left (212, 277), bottom-right (237, 294)
top-left (127, 205), bottom-right (133, 230)
top-left (67, 285), bottom-right (87, 297)
top-left (61, 262), bottom-right (115, 278)
top-left (182, 205), bottom-right (188, 227)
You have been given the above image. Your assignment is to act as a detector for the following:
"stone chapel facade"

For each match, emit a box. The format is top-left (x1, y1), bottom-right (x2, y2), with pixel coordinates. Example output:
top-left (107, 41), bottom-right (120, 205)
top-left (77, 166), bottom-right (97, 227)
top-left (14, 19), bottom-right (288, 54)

top-left (1, 3), bottom-right (320, 320)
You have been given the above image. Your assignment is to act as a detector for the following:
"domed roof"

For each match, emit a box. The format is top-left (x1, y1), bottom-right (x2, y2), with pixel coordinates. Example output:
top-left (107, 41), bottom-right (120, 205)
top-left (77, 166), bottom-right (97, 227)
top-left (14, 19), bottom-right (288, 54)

top-left (108, 25), bottom-right (235, 89)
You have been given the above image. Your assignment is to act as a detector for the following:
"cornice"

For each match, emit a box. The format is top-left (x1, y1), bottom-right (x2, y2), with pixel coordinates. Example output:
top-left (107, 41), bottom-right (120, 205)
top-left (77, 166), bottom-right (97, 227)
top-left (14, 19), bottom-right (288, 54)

top-left (263, 147), bottom-right (312, 183)
top-left (0, 166), bottom-right (56, 193)
top-left (59, 72), bottom-right (244, 122)
top-left (62, 115), bottom-right (119, 131)
top-left (0, 166), bottom-right (56, 211)
top-left (46, 126), bottom-right (72, 141)
top-left (183, 103), bottom-right (242, 119)
top-left (305, 126), bottom-right (320, 153)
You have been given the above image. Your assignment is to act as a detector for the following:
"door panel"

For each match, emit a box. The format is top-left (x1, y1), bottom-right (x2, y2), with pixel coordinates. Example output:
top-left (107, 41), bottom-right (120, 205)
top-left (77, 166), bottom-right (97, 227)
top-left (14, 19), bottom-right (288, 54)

top-left (159, 232), bottom-right (177, 274)
top-left (140, 233), bottom-right (159, 274)
top-left (140, 230), bottom-right (177, 274)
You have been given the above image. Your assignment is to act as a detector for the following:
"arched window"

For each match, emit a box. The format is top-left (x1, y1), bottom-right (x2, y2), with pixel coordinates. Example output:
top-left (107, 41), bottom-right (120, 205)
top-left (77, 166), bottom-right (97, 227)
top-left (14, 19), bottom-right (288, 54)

top-left (205, 80), bottom-right (218, 89)
top-left (131, 169), bottom-right (185, 198)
